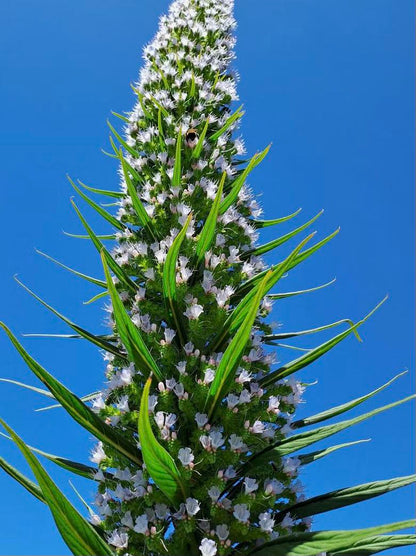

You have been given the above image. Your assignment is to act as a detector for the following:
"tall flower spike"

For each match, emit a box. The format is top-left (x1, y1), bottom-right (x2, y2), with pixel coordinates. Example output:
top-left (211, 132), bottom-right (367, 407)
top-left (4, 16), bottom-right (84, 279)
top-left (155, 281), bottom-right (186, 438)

top-left (1, 1), bottom-right (414, 556)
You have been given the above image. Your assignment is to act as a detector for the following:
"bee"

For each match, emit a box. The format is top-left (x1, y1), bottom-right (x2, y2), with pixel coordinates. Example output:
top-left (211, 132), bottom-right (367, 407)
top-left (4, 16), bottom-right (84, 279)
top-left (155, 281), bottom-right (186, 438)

top-left (185, 128), bottom-right (199, 149)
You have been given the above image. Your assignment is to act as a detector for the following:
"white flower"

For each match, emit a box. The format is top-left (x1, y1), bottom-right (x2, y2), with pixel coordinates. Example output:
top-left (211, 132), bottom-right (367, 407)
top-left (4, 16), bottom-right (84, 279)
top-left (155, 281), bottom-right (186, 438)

top-left (121, 511), bottom-right (134, 529)
top-left (195, 413), bottom-right (209, 428)
top-left (250, 420), bottom-right (265, 434)
top-left (224, 465), bottom-right (236, 480)
top-left (178, 447), bottom-right (194, 466)
top-left (203, 368), bottom-right (216, 384)
top-left (184, 303), bottom-right (204, 320)
top-left (243, 477), bottom-right (259, 494)
top-left (199, 538), bottom-right (217, 556)
top-left (236, 369), bottom-right (252, 383)
top-left (134, 514), bottom-right (149, 535)
top-left (107, 530), bottom-right (128, 548)
top-left (210, 431), bottom-right (225, 450)
top-left (268, 395), bottom-right (281, 414)
top-left (164, 328), bottom-right (176, 344)
top-left (90, 442), bottom-right (106, 464)
top-left (155, 503), bottom-right (169, 520)
top-left (264, 479), bottom-right (285, 496)
top-left (185, 497), bottom-right (201, 516)
top-left (216, 524), bottom-right (229, 541)
top-left (233, 503), bottom-right (250, 523)
top-left (229, 434), bottom-right (247, 452)
top-left (176, 360), bottom-right (187, 374)
top-left (281, 513), bottom-right (295, 529)
top-left (259, 512), bottom-right (275, 533)
top-left (283, 457), bottom-right (300, 477)
top-left (184, 341), bottom-right (194, 356)
top-left (208, 486), bottom-right (221, 502)
top-left (227, 394), bottom-right (240, 409)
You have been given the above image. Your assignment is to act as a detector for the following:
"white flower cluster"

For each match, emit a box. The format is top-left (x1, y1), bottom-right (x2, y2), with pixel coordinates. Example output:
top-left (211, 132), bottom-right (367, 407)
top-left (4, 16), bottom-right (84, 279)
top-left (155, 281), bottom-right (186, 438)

top-left (89, 0), bottom-right (310, 554)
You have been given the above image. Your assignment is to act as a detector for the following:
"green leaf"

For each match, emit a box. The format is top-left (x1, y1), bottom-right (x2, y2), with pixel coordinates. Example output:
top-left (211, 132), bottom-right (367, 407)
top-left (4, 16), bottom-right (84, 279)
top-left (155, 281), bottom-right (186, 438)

top-left (101, 252), bottom-right (164, 381)
top-left (0, 431), bottom-right (103, 480)
top-left (83, 290), bottom-right (109, 305)
top-left (272, 394), bottom-right (416, 458)
top-left (192, 119), bottom-right (210, 159)
top-left (206, 272), bottom-right (270, 419)
top-left (118, 151), bottom-right (156, 240)
top-left (276, 474), bottom-right (415, 522)
top-left (138, 377), bottom-right (186, 504)
top-left (0, 323), bottom-right (141, 466)
top-left (268, 278), bottom-right (337, 300)
top-left (0, 454), bottom-right (45, 503)
top-left (293, 371), bottom-right (407, 429)
top-left (219, 145), bottom-right (270, 214)
top-left (298, 439), bottom-right (371, 466)
top-left (330, 534), bottom-right (416, 555)
top-left (111, 111), bottom-right (130, 124)
top-left (243, 210), bottom-right (324, 259)
top-left (249, 520), bottom-right (415, 556)
top-left (235, 229), bottom-right (339, 301)
top-left (172, 127), bottom-right (182, 187)
top-left (70, 199), bottom-right (138, 292)
top-left (0, 378), bottom-right (53, 398)
top-left (14, 276), bottom-right (125, 360)
top-left (0, 419), bottom-right (114, 556)
top-left (260, 297), bottom-right (387, 387)
top-left (107, 119), bottom-right (139, 158)
top-left (265, 318), bottom-right (362, 343)
top-left (36, 250), bottom-right (106, 289)
top-left (36, 391), bottom-right (100, 412)
top-left (64, 231), bottom-right (116, 241)
top-left (209, 105), bottom-right (244, 142)
top-left (149, 95), bottom-right (169, 118)
top-left (68, 177), bottom-right (125, 231)
top-left (162, 213), bottom-right (192, 346)
top-left (77, 180), bottom-right (124, 198)
top-left (195, 172), bottom-right (225, 265)
top-left (250, 208), bottom-right (302, 228)
top-left (212, 234), bottom-right (315, 352)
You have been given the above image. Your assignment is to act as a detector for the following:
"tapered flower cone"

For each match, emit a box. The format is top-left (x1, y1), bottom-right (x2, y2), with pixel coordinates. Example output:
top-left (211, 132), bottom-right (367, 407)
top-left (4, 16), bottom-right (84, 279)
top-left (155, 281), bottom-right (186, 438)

top-left (0, 1), bottom-right (414, 555)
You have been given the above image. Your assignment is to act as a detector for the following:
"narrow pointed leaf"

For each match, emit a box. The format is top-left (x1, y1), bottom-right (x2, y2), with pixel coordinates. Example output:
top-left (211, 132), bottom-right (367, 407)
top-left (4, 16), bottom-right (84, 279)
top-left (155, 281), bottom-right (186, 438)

top-left (68, 177), bottom-right (125, 231)
top-left (14, 277), bottom-right (125, 360)
top-left (330, 534), bottom-right (416, 555)
top-left (260, 297), bottom-right (387, 386)
top-left (213, 234), bottom-right (315, 352)
top-left (220, 145), bottom-right (270, 214)
top-left (107, 119), bottom-right (139, 158)
top-left (209, 105), bottom-right (244, 142)
top-left (36, 250), bottom-right (106, 288)
top-left (243, 210), bottom-right (324, 258)
top-left (192, 118), bottom-right (210, 159)
top-left (71, 199), bottom-right (138, 292)
top-left (0, 324), bottom-right (141, 466)
top-left (0, 431), bottom-right (102, 480)
top-left (101, 253), bottom-right (164, 381)
top-left (293, 371), bottom-right (407, 429)
top-left (0, 419), bottom-right (114, 556)
top-left (172, 128), bottom-right (182, 187)
top-left (0, 454), bottom-right (45, 503)
top-left (268, 278), bottom-right (337, 300)
top-left (36, 391), bottom-right (100, 412)
top-left (162, 214), bottom-right (192, 345)
top-left (251, 208), bottom-right (302, 228)
top-left (195, 173), bottom-right (225, 264)
top-left (0, 378), bottom-right (53, 398)
top-left (298, 439), bottom-right (371, 466)
top-left (84, 290), bottom-right (109, 305)
top-left (64, 231), bottom-right (115, 240)
top-left (249, 520), bottom-right (415, 556)
top-left (138, 378), bottom-right (186, 504)
top-left (111, 111), bottom-right (130, 124)
top-left (119, 151), bottom-right (156, 239)
top-left (264, 318), bottom-right (359, 343)
top-left (206, 272), bottom-right (270, 419)
top-left (272, 394), bottom-right (416, 459)
top-left (77, 180), bottom-right (124, 198)
top-left (236, 229), bottom-right (339, 301)
top-left (276, 475), bottom-right (416, 522)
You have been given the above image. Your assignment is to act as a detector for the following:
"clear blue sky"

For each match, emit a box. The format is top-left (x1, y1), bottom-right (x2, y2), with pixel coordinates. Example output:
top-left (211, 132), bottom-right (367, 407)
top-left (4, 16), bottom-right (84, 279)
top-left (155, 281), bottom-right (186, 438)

top-left (0, 0), bottom-right (414, 554)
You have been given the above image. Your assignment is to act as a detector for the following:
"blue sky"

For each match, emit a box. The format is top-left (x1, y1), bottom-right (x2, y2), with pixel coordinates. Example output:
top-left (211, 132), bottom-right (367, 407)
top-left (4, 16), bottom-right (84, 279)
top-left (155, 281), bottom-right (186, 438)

top-left (0, 0), bottom-right (414, 554)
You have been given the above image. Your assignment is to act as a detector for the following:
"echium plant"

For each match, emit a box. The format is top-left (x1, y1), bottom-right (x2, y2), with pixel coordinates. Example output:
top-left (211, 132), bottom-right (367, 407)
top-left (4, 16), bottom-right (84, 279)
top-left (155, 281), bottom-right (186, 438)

top-left (0, 0), bottom-right (415, 555)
